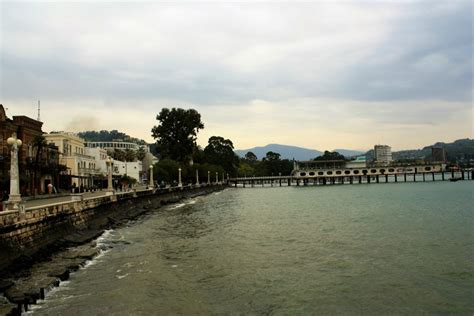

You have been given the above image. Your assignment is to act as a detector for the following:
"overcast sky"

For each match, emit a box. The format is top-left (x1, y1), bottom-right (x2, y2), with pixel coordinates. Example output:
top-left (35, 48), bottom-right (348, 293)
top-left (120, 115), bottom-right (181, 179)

top-left (1, 0), bottom-right (472, 151)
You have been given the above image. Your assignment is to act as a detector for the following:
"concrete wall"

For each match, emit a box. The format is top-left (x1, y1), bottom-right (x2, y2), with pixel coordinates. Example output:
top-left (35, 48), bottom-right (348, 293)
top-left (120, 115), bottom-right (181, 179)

top-left (0, 185), bottom-right (224, 273)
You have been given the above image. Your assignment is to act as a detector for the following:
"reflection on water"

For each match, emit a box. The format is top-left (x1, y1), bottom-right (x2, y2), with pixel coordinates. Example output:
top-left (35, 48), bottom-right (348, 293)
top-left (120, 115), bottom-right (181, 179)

top-left (32, 182), bottom-right (473, 315)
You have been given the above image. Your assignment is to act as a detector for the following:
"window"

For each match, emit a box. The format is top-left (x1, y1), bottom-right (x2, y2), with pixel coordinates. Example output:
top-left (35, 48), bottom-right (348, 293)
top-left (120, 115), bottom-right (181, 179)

top-left (300, 172), bottom-right (306, 176)
top-left (424, 166), bottom-right (431, 171)
top-left (327, 171), bottom-right (333, 175)
top-left (370, 169), bottom-right (377, 173)
top-left (353, 170), bottom-right (360, 174)
top-left (344, 170), bottom-right (351, 175)
top-left (336, 171), bottom-right (342, 175)
top-left (309, 172), bottom-right (315, 176)
top-left (318, 171), bottom-right (324, 175)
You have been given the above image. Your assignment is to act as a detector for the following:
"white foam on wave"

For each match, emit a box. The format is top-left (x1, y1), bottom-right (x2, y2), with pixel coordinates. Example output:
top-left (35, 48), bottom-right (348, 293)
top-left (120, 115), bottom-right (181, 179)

top-left (187, 199), bottom-right (197, 205)
top-left (82, 249), bottom-right (109, 268)
top-left (168, 203), bottom-right (186, 210)
top-left (116, 273), bottom-right (129, 279)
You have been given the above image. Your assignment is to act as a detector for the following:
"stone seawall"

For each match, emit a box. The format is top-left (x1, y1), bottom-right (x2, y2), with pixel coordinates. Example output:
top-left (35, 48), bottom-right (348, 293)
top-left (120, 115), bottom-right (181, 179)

top-left (0, 184), bottom-right (225, 314)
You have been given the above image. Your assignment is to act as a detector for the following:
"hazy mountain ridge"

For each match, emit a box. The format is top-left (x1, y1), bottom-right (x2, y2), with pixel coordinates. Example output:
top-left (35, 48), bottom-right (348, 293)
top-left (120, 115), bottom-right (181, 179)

top-left (236, 139), bottom-right (473, 161)
top-left (235, 144), bottom-right (364, 160)
top-left (235, 144), bottom-right (322, 160)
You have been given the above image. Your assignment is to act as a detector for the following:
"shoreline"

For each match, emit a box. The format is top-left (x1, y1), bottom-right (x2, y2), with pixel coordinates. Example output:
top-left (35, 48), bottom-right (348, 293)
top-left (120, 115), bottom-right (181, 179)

top-left (0, 185), bottom-right (225, 315)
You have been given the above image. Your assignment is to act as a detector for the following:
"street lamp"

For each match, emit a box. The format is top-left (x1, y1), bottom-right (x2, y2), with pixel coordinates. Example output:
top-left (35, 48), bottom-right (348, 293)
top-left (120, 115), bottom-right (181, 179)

top-left (215, 171), bottom-right (218, 184)
top-left (106, 156), bottom-right (114, 194)
top-left (178, 168), bottom-right (182, 187)
top-left (149, 164), bottom-right (154, 188)
top-left (195, 169), bottom-right (200, 187)
top-left (207, 171), bottom-right (210, 185)
top-left (5, 133), bottom-right (23, 211)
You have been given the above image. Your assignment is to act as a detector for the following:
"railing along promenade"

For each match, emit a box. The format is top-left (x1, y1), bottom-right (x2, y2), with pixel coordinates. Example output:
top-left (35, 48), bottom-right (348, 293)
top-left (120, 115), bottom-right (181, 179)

top-left (228, 169), bottom-right (474, 187)
top-left (0, 183), bottom-right (223, 224)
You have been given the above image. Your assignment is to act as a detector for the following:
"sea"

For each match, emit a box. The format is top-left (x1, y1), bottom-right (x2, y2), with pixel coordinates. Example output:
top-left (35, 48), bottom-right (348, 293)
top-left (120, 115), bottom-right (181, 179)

top-left (29, 181), bottom-right (473, 315)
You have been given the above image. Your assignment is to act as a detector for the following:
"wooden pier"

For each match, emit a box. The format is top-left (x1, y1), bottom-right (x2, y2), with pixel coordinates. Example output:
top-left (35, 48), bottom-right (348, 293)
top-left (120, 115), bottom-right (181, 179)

top-left (228, 170), bottom-right (473, 188)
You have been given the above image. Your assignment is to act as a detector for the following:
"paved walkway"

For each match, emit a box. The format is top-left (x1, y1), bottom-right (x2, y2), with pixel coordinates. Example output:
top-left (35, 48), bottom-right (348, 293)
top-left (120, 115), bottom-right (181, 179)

top-left (24, 186), bottom-right (150, 208)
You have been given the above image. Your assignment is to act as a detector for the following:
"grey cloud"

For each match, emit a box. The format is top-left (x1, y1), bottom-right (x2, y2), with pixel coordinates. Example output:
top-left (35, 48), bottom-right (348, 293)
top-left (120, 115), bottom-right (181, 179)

top-left (0, 1), bottom-right (471, 110)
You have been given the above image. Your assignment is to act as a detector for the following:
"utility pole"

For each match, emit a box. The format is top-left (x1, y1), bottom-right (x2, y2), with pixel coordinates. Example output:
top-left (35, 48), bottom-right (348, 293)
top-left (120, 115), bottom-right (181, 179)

top-left (37, 100), bottom-right (41, 121)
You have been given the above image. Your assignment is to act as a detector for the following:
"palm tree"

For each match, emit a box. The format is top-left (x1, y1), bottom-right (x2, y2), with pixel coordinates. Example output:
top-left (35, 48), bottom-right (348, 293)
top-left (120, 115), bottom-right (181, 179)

top-left (32, 135), bottom-right (47, 195)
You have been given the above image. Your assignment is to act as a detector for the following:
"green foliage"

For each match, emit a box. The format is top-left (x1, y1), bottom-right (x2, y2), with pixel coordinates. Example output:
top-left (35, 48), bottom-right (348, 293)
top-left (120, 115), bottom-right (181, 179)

top-left (264, 151), bottom-right (281, 161)
top-left (204, 136), bottom-right (240, 175)
top-left (107, 149), bottom-right (138, 162)
top-left (237, 162), bottom-right (256, 177)
top-left (151, 108), bottom-right (204, 163)
top-left (238, 151), bottom-right (294, 176)
top-left (136, 147), bottom-right (146, 161)
top-left (119, 174), bottom-right (137, 185)
top-left (244, 151), bottom-right (257, 162)
top-left (152, 159), bottom-right (181, 184)
top-left (313, 150), bottom-right (346, 161)
top-left (77, 130), bottom-right (147, 145)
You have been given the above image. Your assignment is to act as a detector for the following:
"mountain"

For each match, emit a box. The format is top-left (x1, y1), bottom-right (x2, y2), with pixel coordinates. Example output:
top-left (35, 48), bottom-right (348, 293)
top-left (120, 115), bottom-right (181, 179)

top-left (235, 144), bottom-right (323, 161)
top-left (365, 138), bottom-right (473, 162)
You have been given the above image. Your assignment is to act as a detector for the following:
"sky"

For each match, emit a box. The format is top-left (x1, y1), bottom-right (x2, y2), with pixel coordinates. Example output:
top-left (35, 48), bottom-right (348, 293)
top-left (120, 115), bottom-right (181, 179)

top-left (0, 0), bottom-right (472, 151)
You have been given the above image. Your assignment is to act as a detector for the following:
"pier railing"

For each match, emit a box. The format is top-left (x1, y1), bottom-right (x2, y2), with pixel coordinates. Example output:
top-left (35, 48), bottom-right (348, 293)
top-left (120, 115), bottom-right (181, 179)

top-left (228, 170), bottom-right (473, 188)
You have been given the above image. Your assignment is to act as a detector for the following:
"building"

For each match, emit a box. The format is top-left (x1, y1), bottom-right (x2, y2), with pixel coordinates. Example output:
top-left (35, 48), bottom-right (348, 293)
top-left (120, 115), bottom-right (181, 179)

top-left (345, 156), bottom-right (367, 168)
top-left (0, 104), bottom-right (61, 195)
top-left (112, 160), bottom-right (143, 183)
top-left (374, 145), bottom-right (392, 165)
top-left (85, 141), bottom-right (148, 153)
top-left (44, 132), bottom-right (99, 188)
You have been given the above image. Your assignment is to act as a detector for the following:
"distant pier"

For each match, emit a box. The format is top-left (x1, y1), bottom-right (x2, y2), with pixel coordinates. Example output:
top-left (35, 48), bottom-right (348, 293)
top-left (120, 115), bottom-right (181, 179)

top-left (228, 169), bottom-right (473, 188)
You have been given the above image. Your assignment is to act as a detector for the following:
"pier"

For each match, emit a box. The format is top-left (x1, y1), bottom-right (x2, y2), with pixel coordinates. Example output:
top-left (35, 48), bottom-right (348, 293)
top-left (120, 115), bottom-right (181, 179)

top-left (228, 170), bottom-right (473, 187)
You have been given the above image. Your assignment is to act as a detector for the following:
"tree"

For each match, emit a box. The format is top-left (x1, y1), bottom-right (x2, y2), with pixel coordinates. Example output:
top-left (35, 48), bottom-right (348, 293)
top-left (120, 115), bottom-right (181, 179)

top-left (32, 135), bottom-right (47, 195)
top-left (136, 147), bottom-right (146, 161)
top-left (265, 151), bottom-right (281, 161)
top-left (151, 108), bottom-right (204, 163)
top-left (313, 151), bottom-right (345, 161)
top-left (244, 151), bottom-right (258, 162)
top-left (124, 149), bottom-right (136, 162)
top-left (204, 136), bottom-right (240, 175)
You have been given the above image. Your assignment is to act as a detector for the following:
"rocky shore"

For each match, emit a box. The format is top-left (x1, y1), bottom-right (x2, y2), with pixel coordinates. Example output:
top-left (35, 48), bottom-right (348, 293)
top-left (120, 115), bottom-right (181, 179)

top-left (0, 185), bottom-right (224, 315)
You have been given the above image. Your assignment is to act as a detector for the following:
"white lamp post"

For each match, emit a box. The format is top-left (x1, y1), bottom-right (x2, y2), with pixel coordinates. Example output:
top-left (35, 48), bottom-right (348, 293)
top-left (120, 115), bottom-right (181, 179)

top-left (215, 172), bottom-right (218, 184)
top-left (6, 133), bottom-right (23, 211)
top-left (207, 171), bottom-right (210, 185)
top-left (195, 169), bottom-right (200, 187)
top-left (106, 156), bottom-right (114, 194)
top-left (178, 168), bottom-right (182, 187)
top-left (149, 164), bottom-right (154, 188)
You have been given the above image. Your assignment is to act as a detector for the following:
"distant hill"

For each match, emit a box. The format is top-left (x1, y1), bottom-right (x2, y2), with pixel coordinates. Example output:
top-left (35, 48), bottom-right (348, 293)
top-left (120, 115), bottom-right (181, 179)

top-left (235, 144), bottom-right (323, 160)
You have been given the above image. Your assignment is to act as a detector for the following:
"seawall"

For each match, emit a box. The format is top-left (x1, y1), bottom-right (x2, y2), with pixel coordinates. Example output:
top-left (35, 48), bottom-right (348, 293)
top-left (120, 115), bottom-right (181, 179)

top-left (0, 185), bottom-right (224, 314)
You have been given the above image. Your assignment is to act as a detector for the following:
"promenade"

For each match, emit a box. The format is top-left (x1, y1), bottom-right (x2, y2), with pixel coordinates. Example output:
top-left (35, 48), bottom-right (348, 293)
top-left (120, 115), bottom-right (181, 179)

top-left (23, 186), bottom-right (149, 209)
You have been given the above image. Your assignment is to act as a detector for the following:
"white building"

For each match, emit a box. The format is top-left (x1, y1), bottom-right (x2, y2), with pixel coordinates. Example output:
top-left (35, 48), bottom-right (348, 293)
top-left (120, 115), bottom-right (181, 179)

top-left (374, 145), bottom-right (392, 165)
top-left (44, 132), bottom-right (99, 187)
top-left (112, 160), bottom-right (143, 183)
top-left (345, 156), bottom-right (367, 168)
top-left (85, 141), bottom-right (149, 153)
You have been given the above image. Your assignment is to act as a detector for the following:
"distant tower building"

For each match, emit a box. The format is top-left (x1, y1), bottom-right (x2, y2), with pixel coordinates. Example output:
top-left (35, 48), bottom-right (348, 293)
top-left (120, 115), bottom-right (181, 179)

top-left (374, 145), bottom-right (392, 165)
top-left (431, 147), bottom-right (446, 162)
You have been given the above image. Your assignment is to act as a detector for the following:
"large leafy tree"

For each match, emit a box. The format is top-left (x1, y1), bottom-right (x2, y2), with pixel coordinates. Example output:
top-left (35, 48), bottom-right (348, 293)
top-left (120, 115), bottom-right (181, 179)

top-left (244, 151), bottom-right (258, 162)
top-left (313, 150), bottom-right (345, 161)
top-left (204, 136), bottom-right (239, 175)
top-left (265, 151), bottom-right (281, 161)
top-left (151, 108), bottom-right (204, 163)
